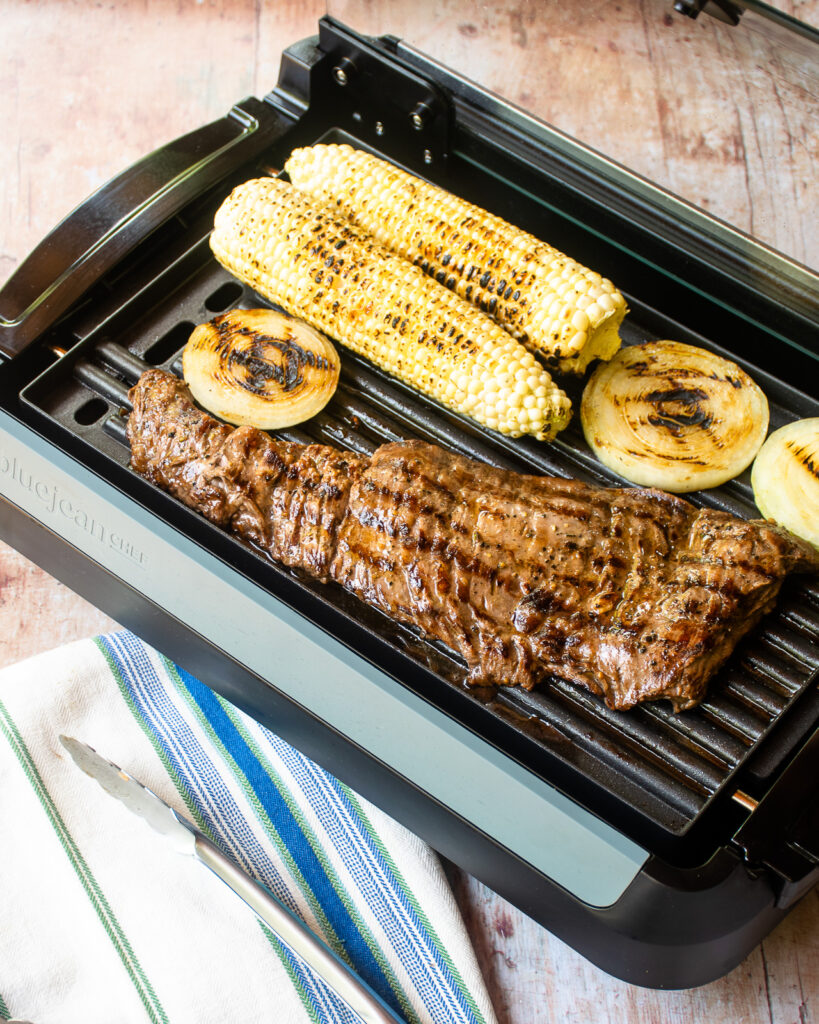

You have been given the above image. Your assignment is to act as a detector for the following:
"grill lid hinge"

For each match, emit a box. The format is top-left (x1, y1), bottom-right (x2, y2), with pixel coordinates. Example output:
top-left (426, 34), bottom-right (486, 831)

top-left (306, 17), bottom-right (452, 176)
top-left (733, 728), bottom-right (819, 909)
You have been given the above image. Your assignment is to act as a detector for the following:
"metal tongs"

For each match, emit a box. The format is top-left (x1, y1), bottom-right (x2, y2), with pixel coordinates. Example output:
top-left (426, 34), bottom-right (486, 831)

top-left (60, 736), bottom-right (405, 1024)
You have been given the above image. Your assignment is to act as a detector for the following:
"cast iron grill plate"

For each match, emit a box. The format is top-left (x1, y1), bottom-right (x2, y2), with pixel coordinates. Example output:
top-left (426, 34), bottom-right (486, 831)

top-left (19, 163), bottom-right (819, 854)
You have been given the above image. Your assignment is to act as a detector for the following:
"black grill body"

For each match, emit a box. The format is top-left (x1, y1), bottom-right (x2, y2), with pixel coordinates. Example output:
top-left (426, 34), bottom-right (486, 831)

top-left (0, 17), bottom-right (817, 989)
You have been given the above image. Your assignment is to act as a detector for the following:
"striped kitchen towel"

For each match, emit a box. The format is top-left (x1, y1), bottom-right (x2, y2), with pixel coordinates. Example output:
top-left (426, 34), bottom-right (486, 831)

top-left (0, 631), bottom-right (497, 1024)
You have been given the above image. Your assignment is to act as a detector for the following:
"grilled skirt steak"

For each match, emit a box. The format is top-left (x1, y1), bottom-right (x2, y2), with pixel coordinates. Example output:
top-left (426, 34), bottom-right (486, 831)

top-left (128, 370), bottom-right (819, 711)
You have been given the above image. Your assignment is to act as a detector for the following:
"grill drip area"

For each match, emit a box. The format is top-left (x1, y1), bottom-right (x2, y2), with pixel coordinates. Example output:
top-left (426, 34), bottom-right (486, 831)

top-left (18, 229), bottom-right (819, 859)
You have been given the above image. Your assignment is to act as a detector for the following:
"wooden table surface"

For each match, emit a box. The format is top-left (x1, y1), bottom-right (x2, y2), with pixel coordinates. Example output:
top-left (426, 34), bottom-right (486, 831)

top-left (2, 1), bottom-right (818, 1021)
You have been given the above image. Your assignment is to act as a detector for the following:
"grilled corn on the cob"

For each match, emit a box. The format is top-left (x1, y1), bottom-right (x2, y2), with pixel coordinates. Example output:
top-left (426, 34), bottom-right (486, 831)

top-left (210, 178), bottom-right (572, 440)
top-left (285, 143), bottom-right (627, 375)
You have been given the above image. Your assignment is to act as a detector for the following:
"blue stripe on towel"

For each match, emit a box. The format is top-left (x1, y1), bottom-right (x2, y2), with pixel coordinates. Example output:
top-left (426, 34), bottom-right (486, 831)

top-left (99, 631), bottom-right (487, 1024)
top-left (253, 725), bottom-right (482, 1024)
top-left (179, 669), bottom-right (401, 1016)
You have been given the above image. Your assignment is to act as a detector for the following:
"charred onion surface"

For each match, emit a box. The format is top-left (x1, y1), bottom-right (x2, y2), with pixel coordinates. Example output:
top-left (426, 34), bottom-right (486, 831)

top-left (182, 308), bottom-right (340, 429)
top-left (581, 340), bottom-right (769, 493)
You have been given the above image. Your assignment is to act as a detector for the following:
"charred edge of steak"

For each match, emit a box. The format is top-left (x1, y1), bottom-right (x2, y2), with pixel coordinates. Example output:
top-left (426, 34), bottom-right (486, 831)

top-left (127, 370), bottom-right (819, 712)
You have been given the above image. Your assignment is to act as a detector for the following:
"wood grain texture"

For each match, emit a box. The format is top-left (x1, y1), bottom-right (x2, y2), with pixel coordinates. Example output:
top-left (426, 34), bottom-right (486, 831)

top-left (332, 0), bottom-right (819, 268)
top-left (1, 1), bottom-right (817, 1021)
top-left (0, 541), bottom-right (118, 669)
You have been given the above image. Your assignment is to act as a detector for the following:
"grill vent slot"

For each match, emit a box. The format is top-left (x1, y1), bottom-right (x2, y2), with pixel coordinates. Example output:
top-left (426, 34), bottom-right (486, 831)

top-left (145, 322), bottom-right (196, 366)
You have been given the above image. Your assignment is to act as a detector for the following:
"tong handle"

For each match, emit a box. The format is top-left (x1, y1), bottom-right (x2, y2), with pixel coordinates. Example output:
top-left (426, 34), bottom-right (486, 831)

top-left (0, 98), bottom-right (284, 361)
top-left (193, 834), bottom-right (405, 1024)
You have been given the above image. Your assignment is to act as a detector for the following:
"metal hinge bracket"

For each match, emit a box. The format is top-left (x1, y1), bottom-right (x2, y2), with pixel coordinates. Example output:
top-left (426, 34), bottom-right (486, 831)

top-left (307, 17), bottom-right (452, 175)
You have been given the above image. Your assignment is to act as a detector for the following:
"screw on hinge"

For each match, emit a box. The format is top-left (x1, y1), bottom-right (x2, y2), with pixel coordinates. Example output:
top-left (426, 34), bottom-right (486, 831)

top-left (375, 121), bottom-right (385, 136)
top-left (333, 58), bottom-right (355, 86)
top-left (423, 149), bottom-right (433, 165)
top-left (410, 102), bottom-right (432, 131)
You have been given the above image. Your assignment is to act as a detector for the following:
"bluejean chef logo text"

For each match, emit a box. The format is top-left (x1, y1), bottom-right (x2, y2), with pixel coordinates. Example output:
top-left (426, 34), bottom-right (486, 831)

top-left (0, 450), bottom-right (147, 567)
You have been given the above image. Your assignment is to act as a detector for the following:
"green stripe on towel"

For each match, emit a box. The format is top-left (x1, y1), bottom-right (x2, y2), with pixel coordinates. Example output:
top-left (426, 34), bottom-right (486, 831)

top-left (95, 638), bottom-right (209, 834)
top-left (261, 926), bottom-right (324, 1024)
top-left (343, 786), bottom-right (489, 1024)
top-left (0, 699), bottom-right (169, 1024)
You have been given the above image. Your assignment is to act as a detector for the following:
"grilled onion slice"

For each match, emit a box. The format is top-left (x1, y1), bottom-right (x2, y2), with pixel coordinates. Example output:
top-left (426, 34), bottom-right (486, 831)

top-left (752, 418), bottom-right (819, 549)
top-left (182, 309), bottom-right (340, 429)
top-left (580, 340), bottom-right (769, 492)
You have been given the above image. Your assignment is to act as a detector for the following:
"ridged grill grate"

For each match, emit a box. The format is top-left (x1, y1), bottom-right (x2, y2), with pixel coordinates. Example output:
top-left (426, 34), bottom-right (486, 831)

top-left (20, 222), bottom-right (819, 844)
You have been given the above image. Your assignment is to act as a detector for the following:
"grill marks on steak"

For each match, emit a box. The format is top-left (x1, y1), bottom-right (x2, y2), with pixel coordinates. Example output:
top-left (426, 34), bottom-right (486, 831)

top-left (128, 370), bottom-right (819, 711)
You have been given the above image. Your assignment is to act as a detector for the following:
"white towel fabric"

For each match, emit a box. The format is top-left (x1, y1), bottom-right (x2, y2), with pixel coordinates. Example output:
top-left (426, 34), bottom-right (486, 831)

top-left (0, 631), bottom-right (497, 1024)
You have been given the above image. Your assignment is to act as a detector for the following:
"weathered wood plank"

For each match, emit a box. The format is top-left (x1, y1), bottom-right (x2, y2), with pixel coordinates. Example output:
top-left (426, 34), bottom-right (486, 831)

top-left (0, 0), bottom-right (324, 280)
top-left (331, 0), bottom-right (819, 268)
top-left (446, 862), bottom-right (819, 1024)
top-left (0, 541), bottom-right (118, 669)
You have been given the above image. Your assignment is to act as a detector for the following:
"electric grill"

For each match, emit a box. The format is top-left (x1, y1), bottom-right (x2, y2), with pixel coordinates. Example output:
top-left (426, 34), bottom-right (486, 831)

top-left (1, 15), bottom-right (817, 990)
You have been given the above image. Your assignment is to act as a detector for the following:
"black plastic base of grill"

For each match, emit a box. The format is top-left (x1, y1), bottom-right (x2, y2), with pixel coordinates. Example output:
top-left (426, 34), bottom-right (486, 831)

top-left (0, 487), bottom-right (797, 990)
